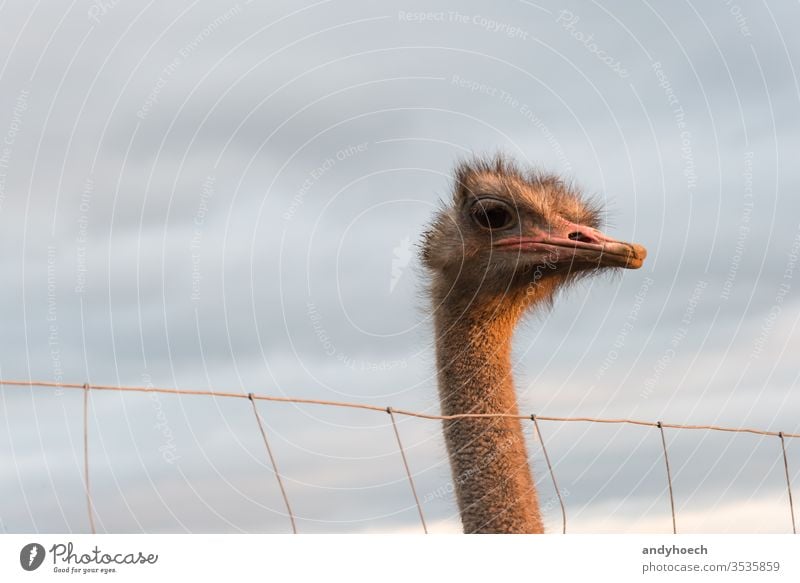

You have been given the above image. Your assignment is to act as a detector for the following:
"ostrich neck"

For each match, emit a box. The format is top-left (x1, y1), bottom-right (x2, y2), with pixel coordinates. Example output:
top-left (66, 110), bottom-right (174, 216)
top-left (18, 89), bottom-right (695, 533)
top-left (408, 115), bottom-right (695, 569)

top-left (434, 295), bottom-right (544, 534)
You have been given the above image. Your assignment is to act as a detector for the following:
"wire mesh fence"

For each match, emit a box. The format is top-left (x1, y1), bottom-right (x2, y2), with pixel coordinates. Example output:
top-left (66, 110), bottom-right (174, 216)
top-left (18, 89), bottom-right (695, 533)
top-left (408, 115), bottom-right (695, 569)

top-left (1, 379), bottom-right (796, 534)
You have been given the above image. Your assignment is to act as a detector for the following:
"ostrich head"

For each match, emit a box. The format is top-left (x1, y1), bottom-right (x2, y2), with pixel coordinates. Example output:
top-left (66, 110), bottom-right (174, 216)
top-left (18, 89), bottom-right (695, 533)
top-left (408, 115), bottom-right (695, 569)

top-left (422, 156), bottom-right (647, 313)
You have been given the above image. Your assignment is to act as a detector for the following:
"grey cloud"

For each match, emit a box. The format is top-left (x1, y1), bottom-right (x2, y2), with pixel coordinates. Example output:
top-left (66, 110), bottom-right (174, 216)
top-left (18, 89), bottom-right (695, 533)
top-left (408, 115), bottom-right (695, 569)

top-left (1, 0), bottom-right (799, 533)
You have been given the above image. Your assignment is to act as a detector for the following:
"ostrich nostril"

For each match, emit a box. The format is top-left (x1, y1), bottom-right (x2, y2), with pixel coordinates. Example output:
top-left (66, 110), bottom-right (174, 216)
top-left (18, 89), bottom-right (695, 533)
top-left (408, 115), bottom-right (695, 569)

top-left (567, 231), bottom-right (594, 243)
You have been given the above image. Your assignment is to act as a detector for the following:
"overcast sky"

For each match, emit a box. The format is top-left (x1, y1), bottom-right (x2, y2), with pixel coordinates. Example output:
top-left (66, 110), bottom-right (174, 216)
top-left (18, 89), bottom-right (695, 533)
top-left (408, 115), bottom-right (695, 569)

top-left (1, 0), bottom-right (799, 534)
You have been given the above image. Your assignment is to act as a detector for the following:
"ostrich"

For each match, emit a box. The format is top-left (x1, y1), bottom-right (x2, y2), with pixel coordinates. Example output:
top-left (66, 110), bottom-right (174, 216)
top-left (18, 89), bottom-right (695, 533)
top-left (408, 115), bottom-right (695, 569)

top-left (420, 156), bottom-right (647, 533)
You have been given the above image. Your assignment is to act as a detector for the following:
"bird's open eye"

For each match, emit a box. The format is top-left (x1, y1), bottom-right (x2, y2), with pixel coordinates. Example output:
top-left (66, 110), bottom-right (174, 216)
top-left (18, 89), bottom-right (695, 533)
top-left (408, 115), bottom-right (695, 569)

top-left (470, 197), bottom-right (516, 231)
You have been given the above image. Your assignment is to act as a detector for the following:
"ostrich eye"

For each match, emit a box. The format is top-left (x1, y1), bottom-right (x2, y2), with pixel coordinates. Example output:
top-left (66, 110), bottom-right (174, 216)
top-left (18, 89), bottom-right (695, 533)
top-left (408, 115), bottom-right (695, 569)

top-left (470, 198), bottom-right (516, 231)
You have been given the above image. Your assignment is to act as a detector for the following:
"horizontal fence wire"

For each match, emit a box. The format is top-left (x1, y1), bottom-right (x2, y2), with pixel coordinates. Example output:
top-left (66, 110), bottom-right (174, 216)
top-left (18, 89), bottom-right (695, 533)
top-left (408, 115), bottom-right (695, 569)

top-left (3, 379), bottom-right (799, 437)
top-left (1, 378), bottom-right (798, 534)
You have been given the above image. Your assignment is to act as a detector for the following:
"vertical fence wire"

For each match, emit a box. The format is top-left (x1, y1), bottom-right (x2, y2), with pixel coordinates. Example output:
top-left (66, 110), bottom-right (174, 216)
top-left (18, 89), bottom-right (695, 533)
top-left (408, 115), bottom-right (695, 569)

top-left (657, 421), bottom-right (677, 534)
top-left (248, 394), bottom-right (298, 534)
top-left (779, 432), bottom-right (797, 534)
top-left (83, 383), bottom-right (96, 534)
top-left (386, 407), bottom-right (428, 534)
top-left (531, 414), bottom-right (566, 534)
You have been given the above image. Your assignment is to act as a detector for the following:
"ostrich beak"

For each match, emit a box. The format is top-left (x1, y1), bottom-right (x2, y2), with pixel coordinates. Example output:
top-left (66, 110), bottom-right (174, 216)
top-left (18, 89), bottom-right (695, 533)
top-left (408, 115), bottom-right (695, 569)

top-left (493, 223), bottom-right (647, 269)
